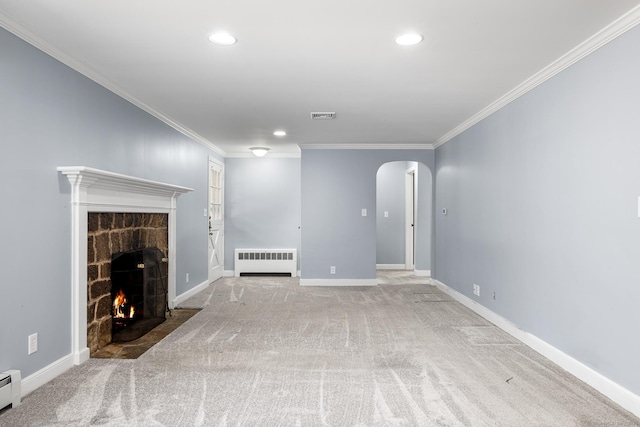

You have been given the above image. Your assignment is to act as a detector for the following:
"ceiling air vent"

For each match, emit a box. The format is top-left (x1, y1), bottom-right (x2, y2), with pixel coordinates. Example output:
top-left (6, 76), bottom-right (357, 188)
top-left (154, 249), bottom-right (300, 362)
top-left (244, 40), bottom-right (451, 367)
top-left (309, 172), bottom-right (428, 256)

top-left (310, 112), bottom-right (336, 120)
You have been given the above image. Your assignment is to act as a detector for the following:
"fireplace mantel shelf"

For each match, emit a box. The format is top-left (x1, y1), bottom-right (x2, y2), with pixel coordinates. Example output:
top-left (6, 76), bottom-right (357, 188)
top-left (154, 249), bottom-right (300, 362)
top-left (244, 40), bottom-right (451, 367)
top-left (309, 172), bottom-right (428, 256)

top-left (57, 166), bottom-right (194, 196)
top-left (58, 166), bottom-right (192, 365)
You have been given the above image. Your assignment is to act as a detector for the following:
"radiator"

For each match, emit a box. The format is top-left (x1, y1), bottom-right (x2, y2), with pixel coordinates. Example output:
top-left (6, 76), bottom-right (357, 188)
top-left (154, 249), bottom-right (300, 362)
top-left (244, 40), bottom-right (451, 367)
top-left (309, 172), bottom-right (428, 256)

top-left (234, 249), bottom-right (297, 277)
top-left (0, 370), bottom-right (21, 410)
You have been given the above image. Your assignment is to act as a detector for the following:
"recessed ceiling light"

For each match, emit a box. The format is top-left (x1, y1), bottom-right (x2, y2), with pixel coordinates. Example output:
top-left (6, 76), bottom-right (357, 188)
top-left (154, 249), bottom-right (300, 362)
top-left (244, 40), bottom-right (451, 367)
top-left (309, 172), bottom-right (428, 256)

top-left (208, 32), bottom-right (237, 46)
top-left (273, 130), bottom-right (287, 137)
top-left (395, 33), bottom-right (423, 46)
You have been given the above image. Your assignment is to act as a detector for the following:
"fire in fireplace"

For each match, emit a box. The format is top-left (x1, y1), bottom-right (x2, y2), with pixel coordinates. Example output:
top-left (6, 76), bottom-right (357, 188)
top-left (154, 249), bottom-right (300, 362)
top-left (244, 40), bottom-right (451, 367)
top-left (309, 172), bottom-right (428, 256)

top-left (110, 247), bottom-right (168, 343)
top-left (113, 289), bottom-right (134, 319)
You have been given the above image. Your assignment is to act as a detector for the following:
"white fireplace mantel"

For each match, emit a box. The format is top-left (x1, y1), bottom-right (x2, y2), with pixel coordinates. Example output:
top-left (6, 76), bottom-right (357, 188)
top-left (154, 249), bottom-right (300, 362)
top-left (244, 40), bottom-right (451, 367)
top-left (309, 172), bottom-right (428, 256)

top-left (58, 166), bottom-right (193, 365)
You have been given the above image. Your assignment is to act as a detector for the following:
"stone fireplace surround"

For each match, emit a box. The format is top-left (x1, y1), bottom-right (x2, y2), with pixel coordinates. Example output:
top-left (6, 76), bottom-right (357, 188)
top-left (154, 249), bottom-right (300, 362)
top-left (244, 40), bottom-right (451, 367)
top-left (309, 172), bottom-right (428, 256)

top-left (87, 212), bottom-right (168, 354)
top-left (58, 166), bottom-right (192, 365)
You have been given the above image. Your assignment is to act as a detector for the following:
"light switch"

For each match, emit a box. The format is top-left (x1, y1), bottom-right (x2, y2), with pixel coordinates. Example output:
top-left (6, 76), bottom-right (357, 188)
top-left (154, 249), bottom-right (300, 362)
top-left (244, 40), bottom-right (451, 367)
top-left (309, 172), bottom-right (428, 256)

top-left (384, 211), bottom-right (389, 218)
top-left (361, 209), bottom-right (367, 217)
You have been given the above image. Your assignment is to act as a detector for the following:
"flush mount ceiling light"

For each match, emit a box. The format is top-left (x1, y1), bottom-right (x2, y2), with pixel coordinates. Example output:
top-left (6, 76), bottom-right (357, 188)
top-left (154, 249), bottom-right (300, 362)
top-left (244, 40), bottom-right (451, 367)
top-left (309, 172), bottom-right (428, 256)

top-left (395, 33), bottom-right (423, 46)
top-left (208, 32), bottom-right (237, 45)
top-left (250, 147), bottom-right (270, 157)
top-left (273, 130), bottom-right (287, 137)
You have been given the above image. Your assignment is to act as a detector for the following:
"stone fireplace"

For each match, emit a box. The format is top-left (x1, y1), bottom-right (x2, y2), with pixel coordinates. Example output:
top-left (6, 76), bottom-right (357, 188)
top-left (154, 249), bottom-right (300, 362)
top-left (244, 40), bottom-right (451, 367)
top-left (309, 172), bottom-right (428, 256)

top-left (58, 166), bottom-right (192, 365)
top-left (87, 212), bottom-right (169, 354)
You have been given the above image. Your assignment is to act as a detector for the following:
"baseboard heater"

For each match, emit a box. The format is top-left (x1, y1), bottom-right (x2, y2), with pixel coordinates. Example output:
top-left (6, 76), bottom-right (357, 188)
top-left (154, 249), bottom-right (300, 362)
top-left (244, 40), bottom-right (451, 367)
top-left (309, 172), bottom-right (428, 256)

top-left (235, 249), bottom-right (297, 277)
top-left (0, 370), bottom-right (21, 410)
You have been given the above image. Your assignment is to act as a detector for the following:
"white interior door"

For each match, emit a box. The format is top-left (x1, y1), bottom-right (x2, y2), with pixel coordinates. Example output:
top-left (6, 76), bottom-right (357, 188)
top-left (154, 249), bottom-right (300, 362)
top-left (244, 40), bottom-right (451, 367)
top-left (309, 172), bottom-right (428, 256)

top-left (208, 157), bottom-right (224, 283)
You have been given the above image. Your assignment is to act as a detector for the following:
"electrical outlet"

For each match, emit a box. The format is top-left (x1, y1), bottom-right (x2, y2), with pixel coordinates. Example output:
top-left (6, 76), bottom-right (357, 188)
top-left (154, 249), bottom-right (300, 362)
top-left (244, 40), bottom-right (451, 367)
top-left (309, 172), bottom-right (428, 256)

top-left (28, 333), bottom-right (38, 355)
top-left (330, 266), bottom-right (336, 275)
top-left (186, 273), bottom-right (190, 283)
top-left (472, 284), bottom-right (480, 297)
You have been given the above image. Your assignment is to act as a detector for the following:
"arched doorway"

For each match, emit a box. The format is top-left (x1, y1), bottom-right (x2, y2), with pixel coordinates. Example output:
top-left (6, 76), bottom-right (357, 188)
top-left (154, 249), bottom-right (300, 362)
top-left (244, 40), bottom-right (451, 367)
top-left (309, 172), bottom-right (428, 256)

top-left (376, 161), bottom-right (431, 276)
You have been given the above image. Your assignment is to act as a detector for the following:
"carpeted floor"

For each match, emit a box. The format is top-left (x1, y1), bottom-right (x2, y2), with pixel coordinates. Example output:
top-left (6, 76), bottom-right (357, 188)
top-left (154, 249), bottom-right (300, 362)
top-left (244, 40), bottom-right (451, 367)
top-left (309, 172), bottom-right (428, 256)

top-left (1, 272), bottom-right (639, 426)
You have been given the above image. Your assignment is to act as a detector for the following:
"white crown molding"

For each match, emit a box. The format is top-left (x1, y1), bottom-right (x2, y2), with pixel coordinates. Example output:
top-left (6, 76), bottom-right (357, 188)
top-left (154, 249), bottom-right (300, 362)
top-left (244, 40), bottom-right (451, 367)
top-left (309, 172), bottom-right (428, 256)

top-left (0, 13), bottom-right (226, 157)
top-left (299, 143), bottom-right (434, 150)
top-left (434, 4), bottom-right (640, 149)
top-left (225, 152), bottom-right (302, 159)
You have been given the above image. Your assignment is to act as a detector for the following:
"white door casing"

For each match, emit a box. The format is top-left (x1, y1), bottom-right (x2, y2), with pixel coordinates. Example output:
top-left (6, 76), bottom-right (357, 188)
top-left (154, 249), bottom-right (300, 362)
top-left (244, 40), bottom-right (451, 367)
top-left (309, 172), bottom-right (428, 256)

top-left (208, 157), bottom-right (224, 283)
top-left (405, 167), bottom-right (416, 270)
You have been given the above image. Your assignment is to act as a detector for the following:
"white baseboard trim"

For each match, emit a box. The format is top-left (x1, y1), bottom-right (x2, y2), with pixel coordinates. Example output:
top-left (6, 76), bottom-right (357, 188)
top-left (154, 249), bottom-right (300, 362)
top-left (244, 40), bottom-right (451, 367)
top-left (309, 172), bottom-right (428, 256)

top-left (74, 347), bottom-right (90, 365)
top-left (414, 269), bottom-right (431, 277)
top-left (21, 353), bottom-right (74, 397)
top-left (173, 280), bottom-right (209, 307)
top-left (300, 278), bottom-right (377, 287)
top-left (376, 264), bottom-right (405, 270)
top-left (433, 279), bottom-right (640, 419)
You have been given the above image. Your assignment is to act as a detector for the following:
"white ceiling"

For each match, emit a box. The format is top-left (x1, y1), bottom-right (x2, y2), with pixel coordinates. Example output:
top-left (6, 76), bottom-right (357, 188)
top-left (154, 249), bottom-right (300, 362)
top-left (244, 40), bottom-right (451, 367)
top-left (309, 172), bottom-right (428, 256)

top-left (2, 1), bottom-right (640, 156)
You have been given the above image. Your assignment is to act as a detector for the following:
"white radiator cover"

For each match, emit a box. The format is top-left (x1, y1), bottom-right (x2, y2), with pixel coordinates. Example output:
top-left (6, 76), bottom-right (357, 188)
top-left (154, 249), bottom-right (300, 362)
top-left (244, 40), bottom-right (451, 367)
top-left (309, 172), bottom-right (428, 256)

top-left (0, 370), bottom-right (21, 410)
top-left (234, 249), bottom-right (297, 277)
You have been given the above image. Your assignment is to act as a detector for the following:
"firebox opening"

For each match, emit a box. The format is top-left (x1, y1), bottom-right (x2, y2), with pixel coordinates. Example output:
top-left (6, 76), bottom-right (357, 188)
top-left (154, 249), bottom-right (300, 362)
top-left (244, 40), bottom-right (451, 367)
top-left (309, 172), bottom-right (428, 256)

top-left (111, 247), bottom-right (168, 343)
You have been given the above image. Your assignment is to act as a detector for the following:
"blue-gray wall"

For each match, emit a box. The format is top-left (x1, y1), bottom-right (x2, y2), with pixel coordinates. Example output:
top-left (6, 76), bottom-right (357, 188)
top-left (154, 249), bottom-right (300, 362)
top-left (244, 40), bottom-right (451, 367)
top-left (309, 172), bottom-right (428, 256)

top-left (301, 150), bottom-right (434, 279)
top-left (224, 157), bottom-right (301, 271)
top-left (434, 24), bottom-right (640, 395)
top-left (0, 28), bottom-right (221, 379)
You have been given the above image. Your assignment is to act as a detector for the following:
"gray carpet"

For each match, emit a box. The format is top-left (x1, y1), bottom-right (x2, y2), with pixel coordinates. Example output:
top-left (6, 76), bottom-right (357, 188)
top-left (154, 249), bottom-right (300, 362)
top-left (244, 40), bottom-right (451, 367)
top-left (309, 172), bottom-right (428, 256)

top-left (2, 272), bottom-right (639, 426)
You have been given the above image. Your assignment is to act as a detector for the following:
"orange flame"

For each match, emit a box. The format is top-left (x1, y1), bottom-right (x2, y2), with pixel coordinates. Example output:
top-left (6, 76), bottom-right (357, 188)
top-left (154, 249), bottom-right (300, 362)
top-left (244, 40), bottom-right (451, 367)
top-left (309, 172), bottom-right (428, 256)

top-left (113, 289), bottom-right (134, 318)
